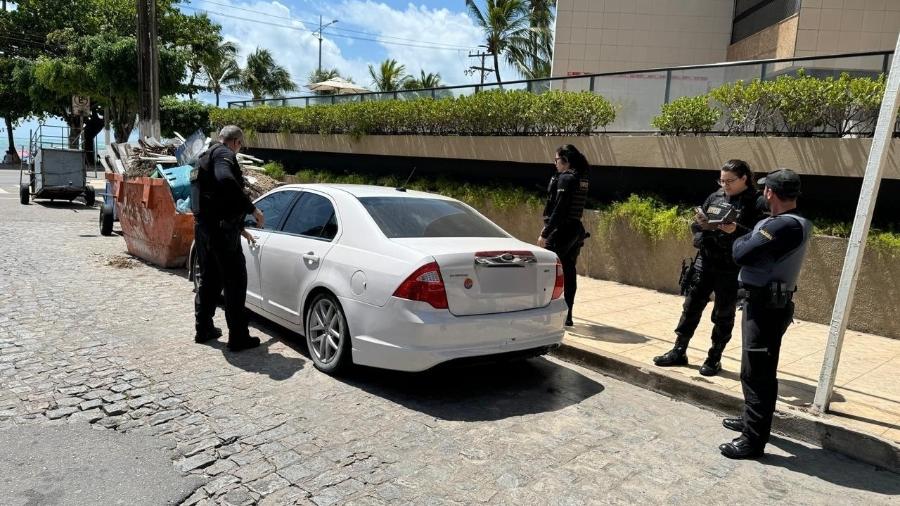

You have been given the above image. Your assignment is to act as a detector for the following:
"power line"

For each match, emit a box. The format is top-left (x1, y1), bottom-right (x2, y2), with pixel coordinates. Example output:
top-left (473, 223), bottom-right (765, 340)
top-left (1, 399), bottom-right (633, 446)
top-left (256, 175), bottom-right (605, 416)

top-left (180, 5), bottom-right (475, 52)
top-left (193, 0), bottom-right (475, 50)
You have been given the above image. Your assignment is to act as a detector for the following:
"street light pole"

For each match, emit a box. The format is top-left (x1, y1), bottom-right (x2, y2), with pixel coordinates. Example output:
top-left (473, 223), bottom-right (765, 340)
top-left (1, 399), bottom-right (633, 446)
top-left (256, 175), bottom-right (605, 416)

top-left (314, 15), bottom-right (339, 74)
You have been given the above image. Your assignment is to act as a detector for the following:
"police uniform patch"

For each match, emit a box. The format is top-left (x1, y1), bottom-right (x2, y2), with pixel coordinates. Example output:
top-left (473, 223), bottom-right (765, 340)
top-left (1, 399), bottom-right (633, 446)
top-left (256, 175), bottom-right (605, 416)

top-left (759, 228), bottom-right (774, 240)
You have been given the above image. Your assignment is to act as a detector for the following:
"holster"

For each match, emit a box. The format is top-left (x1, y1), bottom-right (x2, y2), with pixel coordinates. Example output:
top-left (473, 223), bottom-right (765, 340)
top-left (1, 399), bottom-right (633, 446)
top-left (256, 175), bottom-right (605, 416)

top-left (738, 282), bottom-right (795, 309)
top-left (678, 254), bottom-right (699, 295)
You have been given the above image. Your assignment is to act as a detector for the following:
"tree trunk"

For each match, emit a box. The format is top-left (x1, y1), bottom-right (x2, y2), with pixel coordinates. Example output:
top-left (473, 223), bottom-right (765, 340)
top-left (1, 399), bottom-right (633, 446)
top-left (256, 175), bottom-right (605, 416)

top-left (4, 117), bottom-right (21, 164)
top-left (65, 115), bottom-right (82, 149)
top-left (82, 110), bottom-right (104, 167)
top-left (493, 52), bottom-right (503, 89)
top-left (111, 97), bottom-right (137, 143)
top-left (215, 90), bottom-right (220, 107)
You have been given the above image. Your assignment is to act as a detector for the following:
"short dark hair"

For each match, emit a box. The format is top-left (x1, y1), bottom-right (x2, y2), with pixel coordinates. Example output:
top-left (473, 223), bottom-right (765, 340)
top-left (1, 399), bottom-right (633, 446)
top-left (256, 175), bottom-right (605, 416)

top-left (556, 144), bottom-right (590, 174)
top-left (721, 159), bottom-right (755, 190)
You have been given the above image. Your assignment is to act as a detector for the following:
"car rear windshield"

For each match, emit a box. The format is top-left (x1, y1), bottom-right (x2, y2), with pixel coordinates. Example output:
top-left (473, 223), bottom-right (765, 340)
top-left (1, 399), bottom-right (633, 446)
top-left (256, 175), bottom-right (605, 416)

top-left (359, 196), bottom-right (508, 238)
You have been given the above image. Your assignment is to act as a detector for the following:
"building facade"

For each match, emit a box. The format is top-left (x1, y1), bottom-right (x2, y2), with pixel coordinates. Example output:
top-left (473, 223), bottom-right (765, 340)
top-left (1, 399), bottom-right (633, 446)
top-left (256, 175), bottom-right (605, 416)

top-left (552, 0), bottom-right (900, 77)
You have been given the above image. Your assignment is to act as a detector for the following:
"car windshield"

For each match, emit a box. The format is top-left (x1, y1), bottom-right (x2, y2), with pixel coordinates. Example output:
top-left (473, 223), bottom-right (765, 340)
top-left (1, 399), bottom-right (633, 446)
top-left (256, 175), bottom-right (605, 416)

top-left (359, 196), bottom-right (508, 239)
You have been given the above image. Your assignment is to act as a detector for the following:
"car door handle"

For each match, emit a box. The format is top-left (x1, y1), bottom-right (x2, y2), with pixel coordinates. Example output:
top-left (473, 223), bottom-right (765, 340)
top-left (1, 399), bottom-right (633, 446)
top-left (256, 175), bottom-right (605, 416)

top-left (302, 252), bottom-right (319, 263)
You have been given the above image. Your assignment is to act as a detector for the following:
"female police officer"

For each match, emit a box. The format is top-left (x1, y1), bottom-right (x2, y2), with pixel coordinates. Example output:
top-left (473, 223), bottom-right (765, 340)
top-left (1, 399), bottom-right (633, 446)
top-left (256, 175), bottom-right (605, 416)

top-left (538, 144), bottom-right (590, 327)
top-left (653, 159), bottom-right (766, 376)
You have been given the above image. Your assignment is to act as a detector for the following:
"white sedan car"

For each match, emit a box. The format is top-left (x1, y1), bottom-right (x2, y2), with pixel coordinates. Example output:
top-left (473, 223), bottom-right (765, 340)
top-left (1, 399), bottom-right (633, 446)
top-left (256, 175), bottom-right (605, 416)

top-left (204, 184), bottom-right (567, 374)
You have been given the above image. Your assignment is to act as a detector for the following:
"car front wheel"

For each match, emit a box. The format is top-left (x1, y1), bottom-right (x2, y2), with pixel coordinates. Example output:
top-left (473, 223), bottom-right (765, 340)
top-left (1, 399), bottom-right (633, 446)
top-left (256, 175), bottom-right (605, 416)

top-left (305, 293), bottom-right (350, 374)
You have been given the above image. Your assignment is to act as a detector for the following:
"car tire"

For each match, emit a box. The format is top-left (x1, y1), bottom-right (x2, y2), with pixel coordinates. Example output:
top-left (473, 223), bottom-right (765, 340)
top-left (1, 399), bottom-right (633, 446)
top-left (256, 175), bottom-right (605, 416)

top-left (19, 184), bottom-right (29, 205)
top-left (305, 292), bottom-right (351, 375)
top-left (99, 204), bottom-right (114, 236)
top-left (84, 186), bottom-right (95, 207)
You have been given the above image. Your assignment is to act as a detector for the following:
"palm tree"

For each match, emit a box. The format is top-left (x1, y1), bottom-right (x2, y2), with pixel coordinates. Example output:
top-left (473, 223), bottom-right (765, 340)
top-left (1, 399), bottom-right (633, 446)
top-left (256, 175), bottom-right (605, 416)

top-left (202, 41), bottom-right (241, 107)
top-left (233, 48), bottom-right (297, 100)
top-left (402, 71), bottom-right (442, 90)
top-left (465, 0), bottom-right (530, 85)
top-left (513, 0), bottom-right (555, 79)
top-left (368, 59), bottom-right (408, 92)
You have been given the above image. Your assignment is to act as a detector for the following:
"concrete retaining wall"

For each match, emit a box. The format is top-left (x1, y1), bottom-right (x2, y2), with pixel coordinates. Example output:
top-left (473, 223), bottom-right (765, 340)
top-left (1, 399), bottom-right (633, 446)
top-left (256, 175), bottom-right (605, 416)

top-left (476, 202), bottom-right (900, 340)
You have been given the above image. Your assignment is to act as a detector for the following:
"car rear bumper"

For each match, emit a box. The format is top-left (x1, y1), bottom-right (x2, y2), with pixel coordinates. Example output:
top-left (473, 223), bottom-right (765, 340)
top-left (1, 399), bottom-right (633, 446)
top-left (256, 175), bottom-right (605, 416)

top-left (340, 296), bottom-right (567, 372)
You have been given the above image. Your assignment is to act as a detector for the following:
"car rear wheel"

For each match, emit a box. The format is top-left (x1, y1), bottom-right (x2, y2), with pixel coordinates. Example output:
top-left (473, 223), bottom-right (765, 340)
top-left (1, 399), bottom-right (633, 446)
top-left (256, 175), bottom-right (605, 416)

top-left (305, 293), bottom-right (350, 374)
top-left (19, 184), bottom-right (29, 205)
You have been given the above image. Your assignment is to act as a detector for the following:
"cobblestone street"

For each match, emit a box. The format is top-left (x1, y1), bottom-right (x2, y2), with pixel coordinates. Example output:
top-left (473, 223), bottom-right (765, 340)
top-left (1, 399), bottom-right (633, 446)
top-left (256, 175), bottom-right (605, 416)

top-left (1, 181), bottom-right (898, 505)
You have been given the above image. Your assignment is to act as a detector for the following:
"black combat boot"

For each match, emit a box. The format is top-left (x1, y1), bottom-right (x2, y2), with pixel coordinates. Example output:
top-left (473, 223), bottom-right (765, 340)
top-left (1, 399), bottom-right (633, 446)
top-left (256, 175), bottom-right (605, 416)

top-left (653, 335), bottom-right (690, 367)
top-left (699, 342), bottom-right (727, 376)
top-left (565, 308), bottom-right (574, 327)
top-left (194, 326), bottom-right (223, 343)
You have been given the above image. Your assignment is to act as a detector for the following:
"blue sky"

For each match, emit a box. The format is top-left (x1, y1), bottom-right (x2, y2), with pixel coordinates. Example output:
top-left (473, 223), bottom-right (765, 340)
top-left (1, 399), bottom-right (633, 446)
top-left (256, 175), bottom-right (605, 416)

top-left (4, 1), bottom-right (530, 152)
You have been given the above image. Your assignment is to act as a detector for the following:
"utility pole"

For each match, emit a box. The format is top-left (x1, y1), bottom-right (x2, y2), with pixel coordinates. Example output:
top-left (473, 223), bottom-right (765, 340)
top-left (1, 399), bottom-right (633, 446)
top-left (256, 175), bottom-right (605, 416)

top-left (466, 45), bottom-right (494, 90)
top-left (136, 0), bottom-right (160, 139)
top-left (313, 15), bottom-right (339, 75)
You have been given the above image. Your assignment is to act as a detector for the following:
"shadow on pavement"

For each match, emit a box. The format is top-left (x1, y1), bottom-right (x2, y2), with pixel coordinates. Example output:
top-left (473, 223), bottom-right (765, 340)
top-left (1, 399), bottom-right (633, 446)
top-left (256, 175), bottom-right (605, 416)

top-left (567, 320), bottom-right (650, 344)
top-left (343, 356), bottom-right (605, 422)
top-left (201, 335), bottom-right (306, 381)
top-left (763, 436), bottom-right (900, 494)
top-left (35, 201), bottom-right (95, 211)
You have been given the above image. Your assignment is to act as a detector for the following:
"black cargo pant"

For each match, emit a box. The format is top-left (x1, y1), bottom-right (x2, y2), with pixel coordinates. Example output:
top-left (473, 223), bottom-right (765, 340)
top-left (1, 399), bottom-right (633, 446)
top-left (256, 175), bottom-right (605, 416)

top-left (546, 220), bottom-right (586, 313)
top-left (674, 261), bottom-right (739, 348)
top-left (194, 222), bottom-right (250, 342)
top-left (740, 295), bottom-right (794, 447)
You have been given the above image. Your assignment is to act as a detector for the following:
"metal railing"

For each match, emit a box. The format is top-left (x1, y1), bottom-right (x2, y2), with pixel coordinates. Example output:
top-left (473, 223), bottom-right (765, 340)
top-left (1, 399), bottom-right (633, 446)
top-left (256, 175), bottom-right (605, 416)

top-left (227, 50), bottom-right (894, 132)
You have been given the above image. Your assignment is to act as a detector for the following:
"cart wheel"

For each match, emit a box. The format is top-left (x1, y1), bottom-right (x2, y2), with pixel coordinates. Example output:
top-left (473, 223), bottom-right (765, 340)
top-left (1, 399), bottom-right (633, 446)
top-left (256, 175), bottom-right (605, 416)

top-left (99, 204), bottom-right (114, 236)
top-left (84, 186), bottom-right (96, 207)
top-left (19, 184), bottom-right (29, 205)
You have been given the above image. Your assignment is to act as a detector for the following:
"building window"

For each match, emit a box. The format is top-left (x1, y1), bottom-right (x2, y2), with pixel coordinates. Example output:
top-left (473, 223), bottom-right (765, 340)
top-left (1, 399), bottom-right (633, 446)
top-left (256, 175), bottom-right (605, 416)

top-left (731, 0), bottom-right (801, 44)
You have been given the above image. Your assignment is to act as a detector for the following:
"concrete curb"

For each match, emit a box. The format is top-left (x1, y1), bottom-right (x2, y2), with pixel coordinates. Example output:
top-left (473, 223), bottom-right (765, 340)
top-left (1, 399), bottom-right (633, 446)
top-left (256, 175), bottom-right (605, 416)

top-left (552, 342), bottom-right (900, 474)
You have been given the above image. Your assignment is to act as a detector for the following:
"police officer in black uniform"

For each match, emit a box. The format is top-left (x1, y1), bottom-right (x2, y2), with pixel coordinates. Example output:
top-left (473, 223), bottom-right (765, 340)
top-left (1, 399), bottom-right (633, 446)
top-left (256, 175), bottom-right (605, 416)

top-left (719, 168), bottom-right (811, 459)
top-left (539, 144), bottom-right (590, 327)
top-left (654, 160), bottom-right (767, 376)
top-left (192, 125), bottom-right (265, 351)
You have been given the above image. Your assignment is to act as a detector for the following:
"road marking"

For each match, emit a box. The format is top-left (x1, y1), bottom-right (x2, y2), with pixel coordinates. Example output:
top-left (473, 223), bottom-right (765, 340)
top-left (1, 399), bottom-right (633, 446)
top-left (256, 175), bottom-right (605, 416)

top-left (0, 187), bottom-right (8, 194)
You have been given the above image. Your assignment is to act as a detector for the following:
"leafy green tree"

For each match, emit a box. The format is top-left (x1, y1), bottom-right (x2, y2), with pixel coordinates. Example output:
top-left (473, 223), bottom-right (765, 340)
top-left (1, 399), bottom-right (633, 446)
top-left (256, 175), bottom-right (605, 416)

top-left (202, 41), bottom-right (241, 107)
top-left (465, 0), bottom-right (530, 85)
top-left (234, 48), bottom-right (297, 100)
top-left (170, 13), bottom-right (224, 99)
top-left (0, 59), bottom-right (36, 163)
top-left (368, 59), bottom-right (408, 92)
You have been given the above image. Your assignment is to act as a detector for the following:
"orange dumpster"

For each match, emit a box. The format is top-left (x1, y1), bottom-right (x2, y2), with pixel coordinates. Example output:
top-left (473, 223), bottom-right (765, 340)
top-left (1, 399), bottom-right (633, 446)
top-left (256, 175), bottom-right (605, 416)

top-left (106, 173), bottom-right (194, 268)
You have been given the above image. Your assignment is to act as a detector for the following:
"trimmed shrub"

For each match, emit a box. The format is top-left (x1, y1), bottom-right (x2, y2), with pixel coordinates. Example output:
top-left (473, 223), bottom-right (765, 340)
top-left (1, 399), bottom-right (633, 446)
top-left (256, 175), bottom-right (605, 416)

top-left (160, 96), bottom-right (213, 139)
top-left (210, 90), bottom-right (616, 137)
top-left (651, 95), bottom-right (720, 135)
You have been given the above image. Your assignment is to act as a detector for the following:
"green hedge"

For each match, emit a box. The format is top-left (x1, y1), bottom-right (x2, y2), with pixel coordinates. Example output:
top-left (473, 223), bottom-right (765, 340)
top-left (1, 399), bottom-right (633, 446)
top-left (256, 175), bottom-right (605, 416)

top-left (654, 70), bottom-right (889, 136)
top-left (160, 96), bottom-right (213, 139)
top-left (210, 90), bottom-right (616, 137)
top-left (282, 167), bottom-right (900, 254)
top-left (287, 168), bottom-right (544, 210)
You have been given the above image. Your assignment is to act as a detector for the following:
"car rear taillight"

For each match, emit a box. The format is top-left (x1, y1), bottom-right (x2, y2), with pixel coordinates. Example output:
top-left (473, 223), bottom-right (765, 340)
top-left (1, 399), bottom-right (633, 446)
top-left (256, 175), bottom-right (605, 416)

top-left (393, 261), bottom-right (449, 309)
top-left (551, 260), bottom-right (564, 300)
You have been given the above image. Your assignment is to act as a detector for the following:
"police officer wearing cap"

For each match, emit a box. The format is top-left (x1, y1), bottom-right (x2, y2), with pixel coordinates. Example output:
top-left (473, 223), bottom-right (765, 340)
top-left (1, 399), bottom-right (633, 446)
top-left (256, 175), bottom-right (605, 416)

top-left (192, 125), bottom-right (265, 352)
top-left (538, 144), bottom-right (590, 326)
top-left (654, 159), bottom-right (767, 376)
top-left (719, 168), bottom-right (811, 459)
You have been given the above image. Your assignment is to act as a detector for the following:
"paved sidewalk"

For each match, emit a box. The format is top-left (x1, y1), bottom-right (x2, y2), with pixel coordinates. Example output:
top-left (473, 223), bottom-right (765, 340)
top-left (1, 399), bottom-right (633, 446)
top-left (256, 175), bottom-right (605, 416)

top-left (565, 276), bottom-right (900, 446)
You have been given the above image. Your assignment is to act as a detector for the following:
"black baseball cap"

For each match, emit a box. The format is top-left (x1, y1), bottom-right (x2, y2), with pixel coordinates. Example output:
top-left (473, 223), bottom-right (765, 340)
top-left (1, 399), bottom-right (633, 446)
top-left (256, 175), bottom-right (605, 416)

top-left (758, 168), bottom-right (801, 198)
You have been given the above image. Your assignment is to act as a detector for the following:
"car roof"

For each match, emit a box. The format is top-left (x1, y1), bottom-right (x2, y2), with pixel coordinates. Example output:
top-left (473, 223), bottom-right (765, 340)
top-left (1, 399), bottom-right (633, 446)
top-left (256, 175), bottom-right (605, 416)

top-left (277, 183), bottom-right (455, 200)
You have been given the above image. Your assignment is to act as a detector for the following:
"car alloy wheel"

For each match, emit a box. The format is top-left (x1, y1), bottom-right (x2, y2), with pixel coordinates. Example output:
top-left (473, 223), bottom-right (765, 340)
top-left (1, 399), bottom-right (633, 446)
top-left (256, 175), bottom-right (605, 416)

top-left (306, 294), bottom-right (349, 373)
